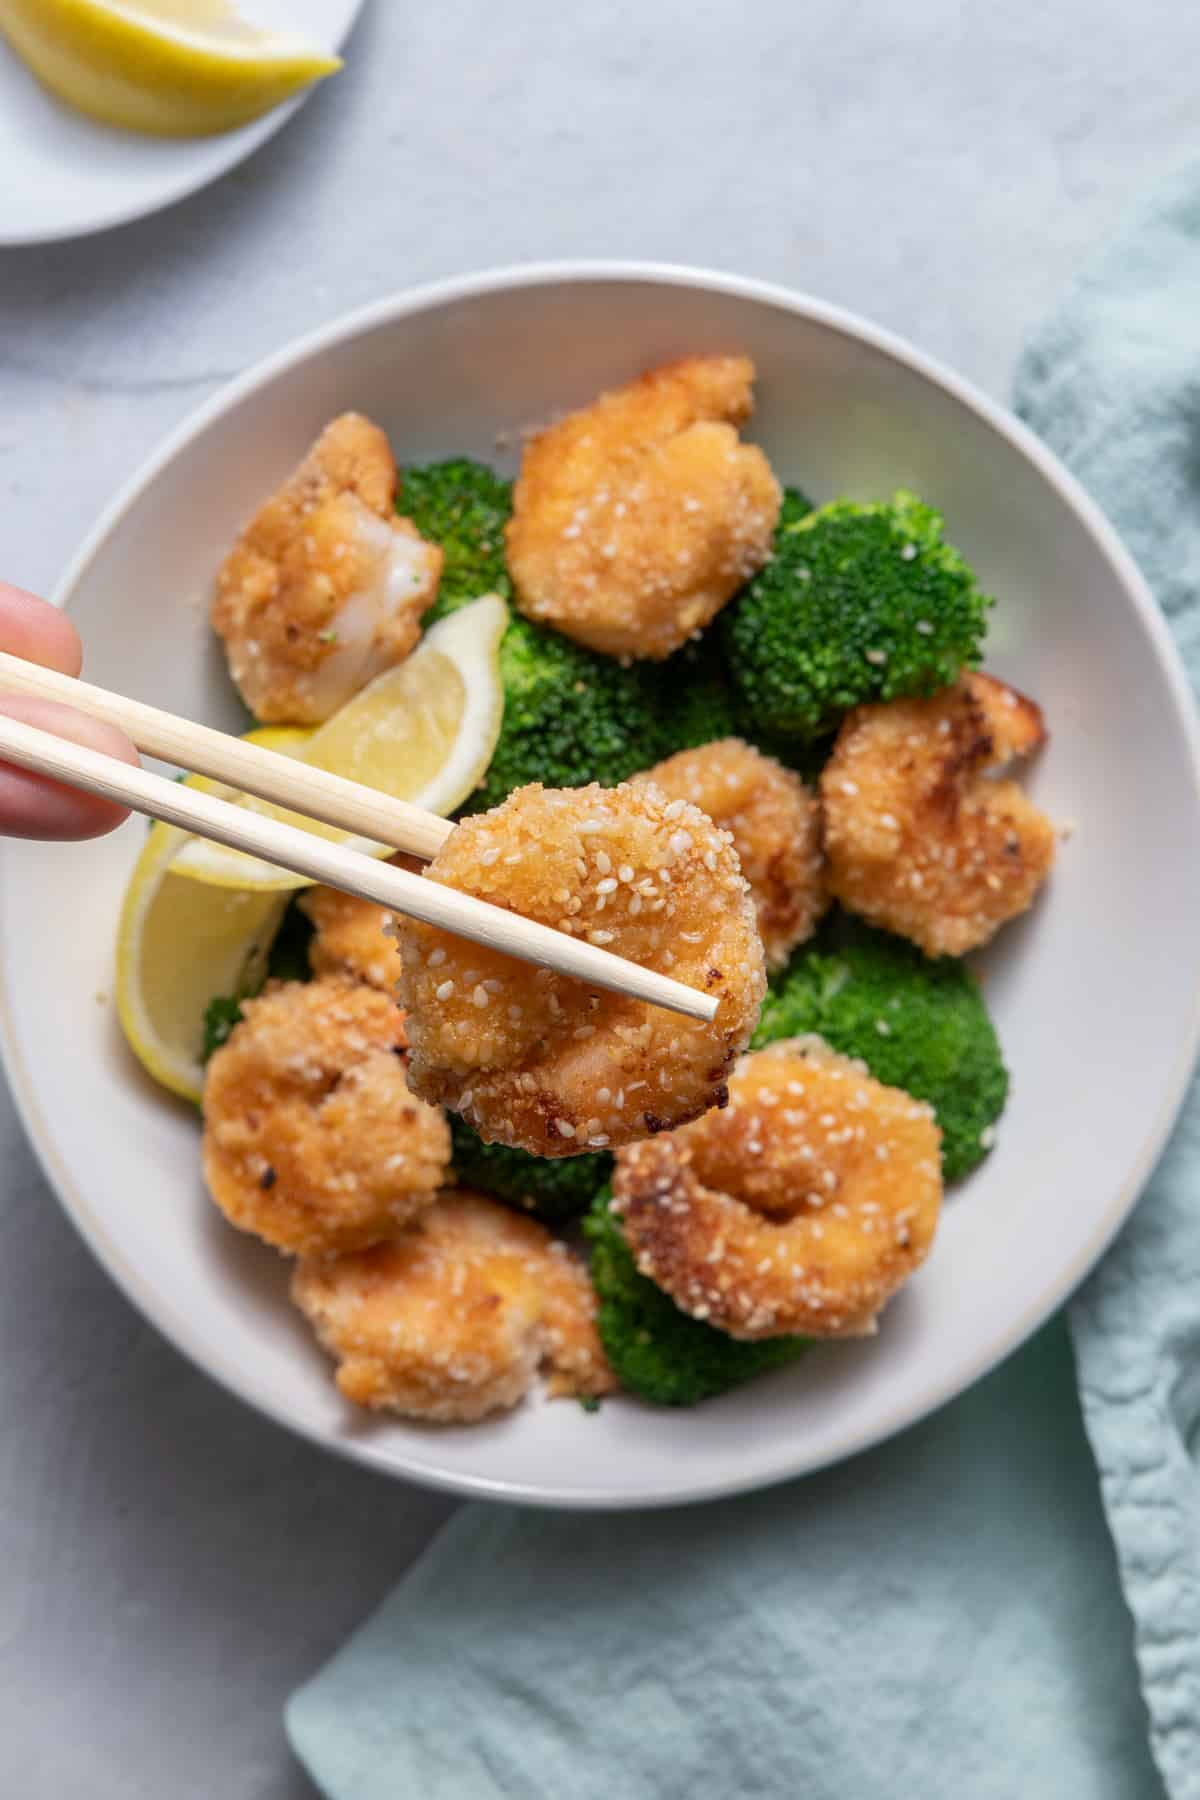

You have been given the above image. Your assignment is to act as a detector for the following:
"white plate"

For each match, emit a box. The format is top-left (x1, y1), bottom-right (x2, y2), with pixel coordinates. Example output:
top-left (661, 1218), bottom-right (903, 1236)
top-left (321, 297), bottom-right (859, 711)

top-left (4, 264), bottom-right (1200, 1509)
top-left (0, 0), bottom-right (361, 246)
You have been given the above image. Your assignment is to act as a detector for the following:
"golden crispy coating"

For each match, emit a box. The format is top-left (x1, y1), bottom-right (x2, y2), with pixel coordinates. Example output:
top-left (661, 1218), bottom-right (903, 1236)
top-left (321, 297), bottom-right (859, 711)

top-left (634, 738), bottom-right (826, 970)
top-left (506, 356), bottom-right (781, 661)
top-left (820, 672), bottom-right (1056, 958)
top-left (612, 1040), bottom-right (943, 1339)
top-left (298, 859), bottom-right (417, 993)
top-left (396, 781), bottom-right (766, 1154)
top-left (291, 1189), bottom-right (615, 1421)
top-left (211, 413), bottom-right (443, 724)
top-left (202, 977), bottom-right (448, 1257)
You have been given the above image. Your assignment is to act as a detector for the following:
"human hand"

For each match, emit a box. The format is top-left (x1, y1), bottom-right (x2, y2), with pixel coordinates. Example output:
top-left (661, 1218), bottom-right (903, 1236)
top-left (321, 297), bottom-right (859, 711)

top-left (0, 583), bottom-right (138, 839)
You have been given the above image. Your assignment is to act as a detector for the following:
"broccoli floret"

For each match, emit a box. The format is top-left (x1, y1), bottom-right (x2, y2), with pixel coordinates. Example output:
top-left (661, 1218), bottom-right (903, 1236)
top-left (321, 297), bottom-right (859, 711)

top-left (464, 614), bottom-right (668, 813)
top-left (448, 1116), bottom-right (610, 1224)
top-left (724, 488), bottom-right (992, 741)
top-left (584, 1190), bottom-right (809, 1406)
top-left (401, 459), bottom-right (514, 622)
top-left (753, 918), bottom-right (1007, 1181)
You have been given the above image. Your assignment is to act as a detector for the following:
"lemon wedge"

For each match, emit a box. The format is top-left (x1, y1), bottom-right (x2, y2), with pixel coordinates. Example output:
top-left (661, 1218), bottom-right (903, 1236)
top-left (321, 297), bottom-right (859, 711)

top-left (116, 814), bottom-right (287, 1104)
top-left (172, 593), bottom-right (509, 891)
top-left (0, 0), bottom-right (341, 137)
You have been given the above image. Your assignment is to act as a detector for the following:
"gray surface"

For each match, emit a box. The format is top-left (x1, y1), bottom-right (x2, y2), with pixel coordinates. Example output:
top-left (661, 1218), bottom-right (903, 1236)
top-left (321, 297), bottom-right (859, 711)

top-left (0, 2), bottom-right (1197, 1793)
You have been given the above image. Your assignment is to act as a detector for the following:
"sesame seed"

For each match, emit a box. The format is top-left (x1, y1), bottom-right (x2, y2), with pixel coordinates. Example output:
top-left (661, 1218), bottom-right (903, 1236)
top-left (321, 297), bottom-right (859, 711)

top-left (594, 850), bottom-right (612, 874)
top-left (428, 948), bottom-right (446, 967)
top-left (472, 985), bottom-right (489, 1008)
top-left (980, 1125), bottom-right (997, 1149)
top-left (875, 1019), bottom-right (891, 1036)
top-left (900, 543), bottom-right (918, 561)
top-left (480, 848), bottom-right (501, 866)
top-left (596, 877), bottom-right (618, 894)
top-left (435, 980), bottom-right (454, 1001)
top-left (915, 618), bottom-right (933, 634)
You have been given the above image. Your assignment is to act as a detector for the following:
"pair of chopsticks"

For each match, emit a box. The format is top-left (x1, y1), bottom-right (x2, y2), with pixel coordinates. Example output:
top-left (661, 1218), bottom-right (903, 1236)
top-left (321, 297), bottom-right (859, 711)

top-left (0, 651), bottom-right (716, 1024)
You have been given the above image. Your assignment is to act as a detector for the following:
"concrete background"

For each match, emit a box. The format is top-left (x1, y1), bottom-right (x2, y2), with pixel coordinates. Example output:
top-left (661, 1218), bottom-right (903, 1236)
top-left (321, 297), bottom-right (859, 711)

top-left (1, 2), bottom-right (1197, 1792)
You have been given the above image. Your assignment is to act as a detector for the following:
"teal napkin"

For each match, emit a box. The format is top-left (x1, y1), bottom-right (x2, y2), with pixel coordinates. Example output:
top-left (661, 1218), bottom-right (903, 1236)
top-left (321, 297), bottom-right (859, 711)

top-left (288, 1321), bottom-right (1158, 1800)
top-left (1015, 160), bottom-right (1200, 1800)
top-left (289, 172), bottom-right (1200, 1798)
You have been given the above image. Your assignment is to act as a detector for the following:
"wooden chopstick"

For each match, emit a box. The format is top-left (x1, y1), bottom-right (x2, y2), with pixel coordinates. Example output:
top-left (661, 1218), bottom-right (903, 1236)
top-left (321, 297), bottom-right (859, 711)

top-left (0, 650), bottom-right (453, 862)
top-left (0, 709), bottom-right (718, 1024)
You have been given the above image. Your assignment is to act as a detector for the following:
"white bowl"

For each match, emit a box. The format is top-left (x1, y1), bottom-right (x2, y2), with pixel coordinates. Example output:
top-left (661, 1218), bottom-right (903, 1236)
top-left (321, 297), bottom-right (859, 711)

top-left (4, 264), bottom-right (1199, 1509)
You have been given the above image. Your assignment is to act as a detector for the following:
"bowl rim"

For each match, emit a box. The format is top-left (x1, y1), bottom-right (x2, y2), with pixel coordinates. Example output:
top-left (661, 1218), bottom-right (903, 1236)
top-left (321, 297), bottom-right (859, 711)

top-left (6, 258), bottom-right (1200, 1509)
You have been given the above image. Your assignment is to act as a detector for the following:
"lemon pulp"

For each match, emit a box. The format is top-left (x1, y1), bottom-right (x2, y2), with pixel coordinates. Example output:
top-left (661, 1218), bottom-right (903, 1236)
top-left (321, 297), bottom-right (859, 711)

top-left (116, 818), bottom-right (286, 1104)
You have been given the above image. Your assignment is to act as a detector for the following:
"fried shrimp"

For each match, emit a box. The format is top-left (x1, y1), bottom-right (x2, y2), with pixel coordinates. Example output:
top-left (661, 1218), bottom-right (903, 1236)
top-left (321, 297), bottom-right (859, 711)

top-left (298, 860), bottom-right (416, 992)
top-left (612, 1039), bottom-right (942, 1339)
top-left (291, 1189), bottom-right (615, 1421)
top-left (633, 738), bottom-right (826, 970)
top-left (506, 355), bottom-right (781, 661)
top-left (820, 671), bottom-right (1056, 957)
top-left (396, 781), bottom-right (766, 1154)
top-left (212, 413), bottom-right (443, 723)
top-left (202, 977), bottom-right (449, 1257)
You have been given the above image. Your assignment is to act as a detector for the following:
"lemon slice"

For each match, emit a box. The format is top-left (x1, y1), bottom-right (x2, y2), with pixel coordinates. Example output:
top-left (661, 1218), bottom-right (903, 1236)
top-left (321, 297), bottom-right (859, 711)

top-left (116, 815), bottom-right (287, 1104)
top-left (173, 593), bottom-right (509, 891)
top-left (0, 0), bottom-right (341, 138)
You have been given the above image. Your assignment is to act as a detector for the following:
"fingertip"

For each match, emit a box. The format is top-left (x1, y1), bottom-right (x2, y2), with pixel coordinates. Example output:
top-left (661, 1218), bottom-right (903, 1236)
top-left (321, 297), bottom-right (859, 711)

top-left (0, 696), bottom-right (138, 840)
top-left (0, 583), bottom-right (83, 677)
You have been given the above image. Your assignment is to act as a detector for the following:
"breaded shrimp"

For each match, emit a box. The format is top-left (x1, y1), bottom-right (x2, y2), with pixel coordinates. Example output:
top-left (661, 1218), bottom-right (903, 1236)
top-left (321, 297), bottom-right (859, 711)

top-left (612, 1039), bottom-right (943, 1340)
top-left (633, 738), bottom-right (826, 970)
top-left (202, 977), bottom-right (449, 1258)
top-left (506, 356), bottom-right (781, 661)
top-left (396, 781), bottom-right (766, 1154)
top-left (820, 672), bottom-right (1056, 957)
top-left (212, 413), bottom-right (443, 724)
top-left (291, 1189), bottom-right (615, 1421)
top-left (298, 858), bottom-right (417, 992)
